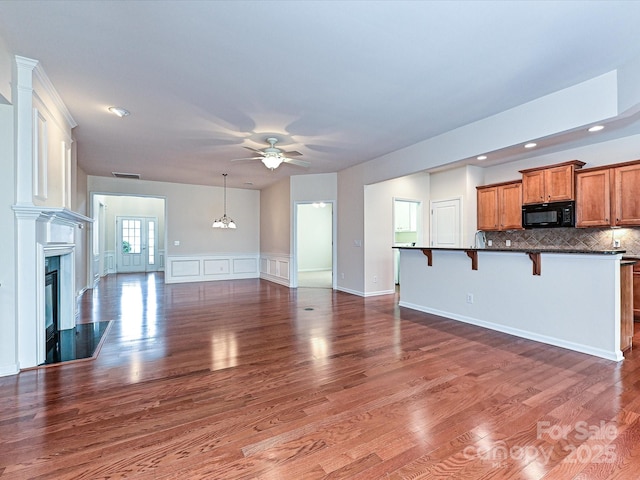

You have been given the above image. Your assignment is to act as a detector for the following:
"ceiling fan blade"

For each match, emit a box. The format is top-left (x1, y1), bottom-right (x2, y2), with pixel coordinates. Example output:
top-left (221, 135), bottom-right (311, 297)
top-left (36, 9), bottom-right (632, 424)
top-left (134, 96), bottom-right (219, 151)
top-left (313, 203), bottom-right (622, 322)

top-left (284, 157), bottom-right (311, 167)
top-left (282, 150), bottom-right (303, 157)
top-left (243, 146), bottom-right (265, 154)
top-left (231, 157), bottom-right (262, 162)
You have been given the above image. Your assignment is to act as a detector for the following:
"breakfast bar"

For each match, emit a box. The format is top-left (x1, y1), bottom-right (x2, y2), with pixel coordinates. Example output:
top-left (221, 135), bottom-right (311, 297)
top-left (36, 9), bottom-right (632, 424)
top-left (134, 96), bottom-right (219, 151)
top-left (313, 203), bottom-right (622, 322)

top-left (396, 246), bottom-right (627, 361)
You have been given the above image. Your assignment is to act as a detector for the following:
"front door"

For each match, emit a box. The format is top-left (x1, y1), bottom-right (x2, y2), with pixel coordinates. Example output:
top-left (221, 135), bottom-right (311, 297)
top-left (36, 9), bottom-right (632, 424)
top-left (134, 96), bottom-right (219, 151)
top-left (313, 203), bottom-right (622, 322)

top-left (116, 217), bottom-right (158, 273)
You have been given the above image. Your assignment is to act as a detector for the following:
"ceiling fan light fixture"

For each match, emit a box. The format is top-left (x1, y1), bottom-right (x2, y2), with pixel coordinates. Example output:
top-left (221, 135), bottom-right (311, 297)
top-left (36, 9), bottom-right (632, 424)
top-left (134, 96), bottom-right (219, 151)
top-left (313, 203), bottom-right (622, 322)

top-left (262, 153), bottom-right (283, 170)
top-left (212, 174), bottom-right (237, 229)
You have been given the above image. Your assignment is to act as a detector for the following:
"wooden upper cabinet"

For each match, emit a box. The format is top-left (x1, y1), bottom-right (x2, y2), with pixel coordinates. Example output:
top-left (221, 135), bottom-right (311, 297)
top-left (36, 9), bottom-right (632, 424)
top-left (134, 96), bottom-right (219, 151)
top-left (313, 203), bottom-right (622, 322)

top-left (499, 182), bottom-right (523, 230)
top-left (521, 170), bottom-right (546, 204)
top-left (576, 168), bottom-right (611, 227)
top-left (477, 181), bottom-right (522, 231)
top-left (520, 160), bottom-right (585, 204)
top-left (576, 161), bottom-right (640, 228)
top-left (477, 186), bottom-right (499, 231)
top-left (614, 163), bottom-right (640, 226)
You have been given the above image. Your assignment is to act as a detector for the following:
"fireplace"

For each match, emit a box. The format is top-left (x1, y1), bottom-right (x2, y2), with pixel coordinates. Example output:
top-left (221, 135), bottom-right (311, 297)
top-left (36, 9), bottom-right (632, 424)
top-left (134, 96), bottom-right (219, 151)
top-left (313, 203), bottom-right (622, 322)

top-left (40, 245), bottom-right (76, 365)
top-left (44, 259), bottom-right (59, 355)
top-left (12, 205), bottom-right (91, 371)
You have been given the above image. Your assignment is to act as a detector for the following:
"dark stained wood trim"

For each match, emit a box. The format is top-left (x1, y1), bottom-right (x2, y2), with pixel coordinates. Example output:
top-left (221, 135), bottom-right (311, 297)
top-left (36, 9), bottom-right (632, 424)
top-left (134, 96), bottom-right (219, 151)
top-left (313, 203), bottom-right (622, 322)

top-left (421, 248), bottom-right (432, 266)
top-left (528, 251), bottom-right (542, 275)
top-left (465, 249), bottom-right (478, 270)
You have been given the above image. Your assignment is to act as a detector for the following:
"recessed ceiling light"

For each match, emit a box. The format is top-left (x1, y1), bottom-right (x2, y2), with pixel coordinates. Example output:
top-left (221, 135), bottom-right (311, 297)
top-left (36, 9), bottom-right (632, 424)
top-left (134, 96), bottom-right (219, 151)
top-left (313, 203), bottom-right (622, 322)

top-left (476, 155), bottom-right (487, 161)
top-left (588, 125), bottom-right (604, 132)
top-left (524, 142), bottom-right (537, 149)
top-left (108, 106), bottom-right (130, 117)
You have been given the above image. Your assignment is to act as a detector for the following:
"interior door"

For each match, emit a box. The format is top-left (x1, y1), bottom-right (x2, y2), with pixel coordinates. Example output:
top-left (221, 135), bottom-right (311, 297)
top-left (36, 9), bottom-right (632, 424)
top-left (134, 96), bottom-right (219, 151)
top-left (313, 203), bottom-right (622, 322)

top-left (430, 198), bottom-right (462, 247)
top-left (116, 217), bottom-right (158, 273)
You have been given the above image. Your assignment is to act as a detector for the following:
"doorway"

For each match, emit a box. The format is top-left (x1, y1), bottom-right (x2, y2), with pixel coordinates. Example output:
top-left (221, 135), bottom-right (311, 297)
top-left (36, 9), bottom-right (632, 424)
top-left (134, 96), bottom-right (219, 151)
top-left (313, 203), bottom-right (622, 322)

top-left (116, 216), bottom-right (158, 273)
top-left (295, 202), bottom-right (334, 289)
top-left (393, 198), bottom-right (423, 285)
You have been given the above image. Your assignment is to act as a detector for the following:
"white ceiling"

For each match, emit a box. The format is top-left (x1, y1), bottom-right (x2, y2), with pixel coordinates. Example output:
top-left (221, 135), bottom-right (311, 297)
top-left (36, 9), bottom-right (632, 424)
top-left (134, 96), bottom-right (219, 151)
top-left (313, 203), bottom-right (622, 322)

top-left (1, 0), bottom-right (640, 189)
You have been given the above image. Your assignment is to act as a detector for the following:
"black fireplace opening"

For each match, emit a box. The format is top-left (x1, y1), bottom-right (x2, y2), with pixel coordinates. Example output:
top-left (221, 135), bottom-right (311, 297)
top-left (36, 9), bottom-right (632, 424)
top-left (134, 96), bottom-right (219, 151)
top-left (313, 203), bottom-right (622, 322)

top-left (45, 256), bottom-right (60, 356)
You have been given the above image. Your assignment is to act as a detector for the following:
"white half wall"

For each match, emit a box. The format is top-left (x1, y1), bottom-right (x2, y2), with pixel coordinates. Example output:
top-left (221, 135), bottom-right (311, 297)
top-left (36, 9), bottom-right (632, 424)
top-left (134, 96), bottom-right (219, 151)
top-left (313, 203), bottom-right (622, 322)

top-left (398, 248), bottom-right (622, 361)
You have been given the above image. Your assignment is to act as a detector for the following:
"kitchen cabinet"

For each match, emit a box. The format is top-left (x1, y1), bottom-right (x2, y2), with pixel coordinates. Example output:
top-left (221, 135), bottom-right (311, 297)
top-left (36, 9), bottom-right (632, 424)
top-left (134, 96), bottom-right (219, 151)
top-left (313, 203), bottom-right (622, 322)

top-left (621, 262), bottom-right (634, 351)
top-left (614, 162), bottom-right (640, 226)
top-left (576, 168), bottom-right (611, 227)
top-left (477, 181), bottom-right (522, 231)
top-left (576, 160), bottom-right (640, 227)
top-left (520, 160), bottom-right (585, 205)
top-left (634, 261), bottom-right (640, 321)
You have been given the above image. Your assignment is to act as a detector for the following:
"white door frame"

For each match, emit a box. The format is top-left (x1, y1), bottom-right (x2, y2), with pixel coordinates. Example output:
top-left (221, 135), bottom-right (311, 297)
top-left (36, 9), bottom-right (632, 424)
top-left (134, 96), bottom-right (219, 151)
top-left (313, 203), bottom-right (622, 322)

top-left (292, 200), bottom-right (337, 289)
top-left (89, 192), bottom-right (167, 284)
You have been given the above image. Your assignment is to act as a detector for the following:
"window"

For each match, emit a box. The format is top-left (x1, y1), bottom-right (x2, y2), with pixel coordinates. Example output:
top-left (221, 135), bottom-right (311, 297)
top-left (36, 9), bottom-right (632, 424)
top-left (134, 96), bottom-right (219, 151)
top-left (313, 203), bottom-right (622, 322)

top-left (121, 219), bottom-right (141, 254)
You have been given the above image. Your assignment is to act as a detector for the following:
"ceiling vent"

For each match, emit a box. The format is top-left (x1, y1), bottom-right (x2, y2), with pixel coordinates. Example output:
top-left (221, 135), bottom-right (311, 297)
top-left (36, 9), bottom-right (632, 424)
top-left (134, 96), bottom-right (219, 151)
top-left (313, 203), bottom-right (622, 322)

top-left (111, 172), bottom-right (141, 180)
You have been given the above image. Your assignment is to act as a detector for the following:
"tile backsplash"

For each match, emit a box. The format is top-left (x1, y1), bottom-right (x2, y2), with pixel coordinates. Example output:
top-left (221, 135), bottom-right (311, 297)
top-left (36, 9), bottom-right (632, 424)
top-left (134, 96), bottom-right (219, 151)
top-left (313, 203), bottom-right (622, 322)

top-left (485, 227), bottom-right (640, 256)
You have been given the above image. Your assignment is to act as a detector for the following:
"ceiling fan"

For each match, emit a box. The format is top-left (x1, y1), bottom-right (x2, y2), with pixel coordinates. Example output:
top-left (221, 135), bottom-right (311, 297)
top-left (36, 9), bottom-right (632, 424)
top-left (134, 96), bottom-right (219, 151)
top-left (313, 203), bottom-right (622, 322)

top-left (232, 137), bottom-right (310, 170)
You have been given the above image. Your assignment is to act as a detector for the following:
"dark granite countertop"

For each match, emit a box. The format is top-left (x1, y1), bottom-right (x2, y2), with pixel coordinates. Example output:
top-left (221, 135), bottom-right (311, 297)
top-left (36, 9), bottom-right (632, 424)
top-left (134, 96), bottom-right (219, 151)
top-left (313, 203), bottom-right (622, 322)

top-left (394, 246), bottom-right (625, 255)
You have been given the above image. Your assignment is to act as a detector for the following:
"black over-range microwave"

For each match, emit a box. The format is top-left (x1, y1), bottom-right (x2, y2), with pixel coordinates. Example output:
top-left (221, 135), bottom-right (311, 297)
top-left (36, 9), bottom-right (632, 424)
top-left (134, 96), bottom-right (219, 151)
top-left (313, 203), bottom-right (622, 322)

top-left (522, 201), bottom-right (575, 228)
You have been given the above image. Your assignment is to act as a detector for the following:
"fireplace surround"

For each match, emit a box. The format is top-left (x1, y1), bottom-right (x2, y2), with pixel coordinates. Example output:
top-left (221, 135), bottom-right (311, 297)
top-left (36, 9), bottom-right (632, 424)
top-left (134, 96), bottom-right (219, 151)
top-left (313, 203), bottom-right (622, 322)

top-left (13, 205), bottom-right (91, 369)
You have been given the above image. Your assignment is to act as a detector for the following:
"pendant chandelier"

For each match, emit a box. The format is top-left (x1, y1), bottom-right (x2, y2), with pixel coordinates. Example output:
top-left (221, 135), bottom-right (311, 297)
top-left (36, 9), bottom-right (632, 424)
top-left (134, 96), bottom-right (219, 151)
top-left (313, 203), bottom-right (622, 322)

top-left (212, 173), bottom-right (236, 229)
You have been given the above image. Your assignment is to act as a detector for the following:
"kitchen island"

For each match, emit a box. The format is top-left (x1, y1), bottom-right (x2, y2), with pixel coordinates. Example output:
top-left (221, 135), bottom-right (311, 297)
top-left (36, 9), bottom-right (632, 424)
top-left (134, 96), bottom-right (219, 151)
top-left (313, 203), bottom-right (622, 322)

top-left (396, 246), bottom-right (626, 361)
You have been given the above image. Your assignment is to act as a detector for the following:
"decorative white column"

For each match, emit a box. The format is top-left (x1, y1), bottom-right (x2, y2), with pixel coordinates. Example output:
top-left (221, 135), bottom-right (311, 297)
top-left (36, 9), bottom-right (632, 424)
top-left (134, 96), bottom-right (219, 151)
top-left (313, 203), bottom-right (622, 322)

top-left (13, 56), bottom-right (51, 367)
top-left (14, 56), bottom-right (38, 206)
top-left (13, 56), bottom-right (40, 368)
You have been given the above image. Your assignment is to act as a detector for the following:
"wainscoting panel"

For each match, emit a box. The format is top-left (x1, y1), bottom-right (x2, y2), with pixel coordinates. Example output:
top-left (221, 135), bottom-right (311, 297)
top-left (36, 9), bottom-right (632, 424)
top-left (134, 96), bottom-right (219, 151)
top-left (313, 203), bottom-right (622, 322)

top-left (234, 258), bottom-right (257, 274)
top-left (204, 259), bottom-right (230, 275)
top-left (171, 259), bottom-right (201, 278)
top-left (165, 254), bottom-right (260, 284)
top-left (104, 251), bottom-right (116, 275)
top-left (259, 253), bottom-right (292, 287)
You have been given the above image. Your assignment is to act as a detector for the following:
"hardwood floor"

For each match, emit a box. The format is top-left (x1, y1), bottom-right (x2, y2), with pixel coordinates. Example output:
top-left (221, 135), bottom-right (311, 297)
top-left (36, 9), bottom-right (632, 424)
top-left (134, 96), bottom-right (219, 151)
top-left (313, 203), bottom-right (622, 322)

top-left (2, 273), bottom-right (640, 479)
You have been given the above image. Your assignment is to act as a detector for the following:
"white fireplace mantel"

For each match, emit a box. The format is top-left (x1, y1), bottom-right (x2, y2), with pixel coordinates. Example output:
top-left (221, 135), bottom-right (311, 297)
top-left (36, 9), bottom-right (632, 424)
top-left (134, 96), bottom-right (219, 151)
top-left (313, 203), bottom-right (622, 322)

top-left (13, 204), bottom-right (92, 368)
top-left (12, 205), bottom-right (93, 226)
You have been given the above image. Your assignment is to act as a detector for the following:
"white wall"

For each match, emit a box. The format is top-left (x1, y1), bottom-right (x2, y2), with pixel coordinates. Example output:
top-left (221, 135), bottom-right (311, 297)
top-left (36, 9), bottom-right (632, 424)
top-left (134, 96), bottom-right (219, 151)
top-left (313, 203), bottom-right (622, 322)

top-left (399, 249), bottom-right (621, 361)
top-left (430, 165), bottom-right (486, 247)
top-left (362, 172), bottom-right (431, 296)
top-left (0, 34), bottom-right (11, 104)
top-left (260, 177), bottom-right (291, 255)
top-left (88, 176), bottom-right (259, 256)
top-left (0, 103), bottom-right (17, 375)
top-left (290, 172), bottom-right (338, 201)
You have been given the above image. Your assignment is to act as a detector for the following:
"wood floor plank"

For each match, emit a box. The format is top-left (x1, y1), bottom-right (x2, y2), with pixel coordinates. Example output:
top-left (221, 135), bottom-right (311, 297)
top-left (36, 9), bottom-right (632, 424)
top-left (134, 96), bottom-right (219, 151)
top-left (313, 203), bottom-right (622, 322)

top-left (2, 273), bottom-right (640, 479)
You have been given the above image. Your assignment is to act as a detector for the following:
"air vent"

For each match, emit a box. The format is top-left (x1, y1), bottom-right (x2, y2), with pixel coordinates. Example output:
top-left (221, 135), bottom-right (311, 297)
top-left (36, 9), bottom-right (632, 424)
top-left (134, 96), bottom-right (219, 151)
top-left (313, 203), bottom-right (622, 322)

top-left (111, 172), bottom-right (141, 180)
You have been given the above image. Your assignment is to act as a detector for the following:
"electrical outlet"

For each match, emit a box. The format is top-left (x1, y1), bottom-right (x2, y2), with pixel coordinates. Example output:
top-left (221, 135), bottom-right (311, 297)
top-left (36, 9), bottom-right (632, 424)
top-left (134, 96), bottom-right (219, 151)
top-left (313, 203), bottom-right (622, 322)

top-left (614, 239), bottom-right (621, 248)
top-left (506, 239), bottom-right (511, 247)
top-left (466, 293), bottom-right (474, 304)
top-left (373, 275), bottom-right (377, 283)
top-left (487, 240), bottom-right (493, 247)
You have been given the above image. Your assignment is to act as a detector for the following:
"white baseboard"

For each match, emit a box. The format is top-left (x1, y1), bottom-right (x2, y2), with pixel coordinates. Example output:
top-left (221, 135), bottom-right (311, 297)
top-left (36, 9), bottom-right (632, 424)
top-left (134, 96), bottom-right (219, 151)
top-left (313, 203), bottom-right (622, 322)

top-left (0, 363), bottom-right (19, 377)
top-left (399, 301), bottom-right (623, 362)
